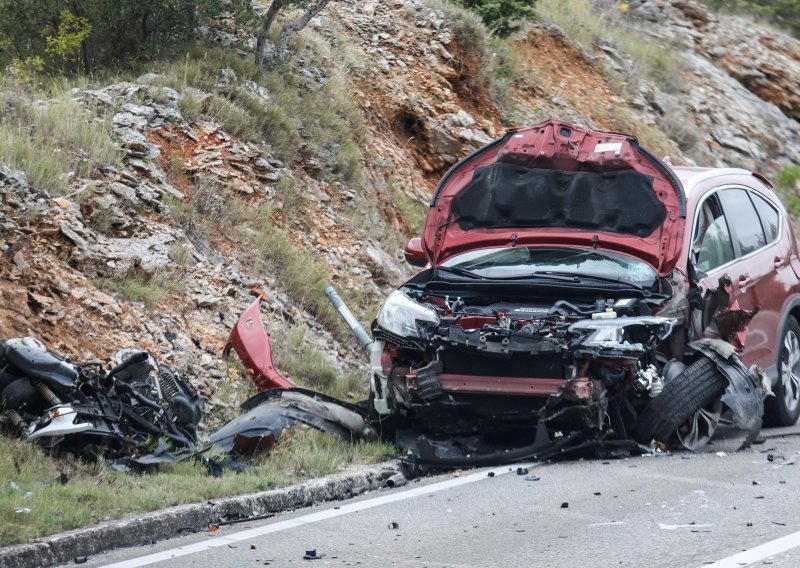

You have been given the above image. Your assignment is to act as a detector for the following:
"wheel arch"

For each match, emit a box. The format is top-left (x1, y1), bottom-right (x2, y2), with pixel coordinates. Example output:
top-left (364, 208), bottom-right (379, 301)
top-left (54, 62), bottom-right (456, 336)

top-left (768, 297), bottom-right (800, 385)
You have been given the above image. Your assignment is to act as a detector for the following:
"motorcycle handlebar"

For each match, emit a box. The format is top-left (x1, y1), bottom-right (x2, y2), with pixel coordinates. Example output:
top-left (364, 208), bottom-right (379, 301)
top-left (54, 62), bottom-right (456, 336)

top-left (106, 352), bottom-right (150, 381)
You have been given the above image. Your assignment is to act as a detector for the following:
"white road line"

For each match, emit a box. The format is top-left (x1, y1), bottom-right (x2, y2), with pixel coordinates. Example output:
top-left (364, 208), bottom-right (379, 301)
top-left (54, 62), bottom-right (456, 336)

top-left (99, 463), bottom-right (531, 568)
top-left (703, 529), bottom-right (800, 567)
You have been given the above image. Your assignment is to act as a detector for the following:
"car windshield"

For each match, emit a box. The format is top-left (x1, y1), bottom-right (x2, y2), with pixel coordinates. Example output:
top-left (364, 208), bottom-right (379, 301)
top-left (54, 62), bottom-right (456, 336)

top-left (440, 246), bottom-right (657, 286)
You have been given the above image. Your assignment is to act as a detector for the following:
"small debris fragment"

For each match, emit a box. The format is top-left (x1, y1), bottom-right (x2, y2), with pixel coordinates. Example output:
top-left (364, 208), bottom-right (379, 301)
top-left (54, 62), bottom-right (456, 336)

top-left (303, 550), bottom-right (327, 560)
top-left (516, 467), bottom-right (529, 475)
top-left (209, 525), bottom-right (218, 532)
top-left (74, 557), bottom-right (88, 565)
top-left (773, 522), bottom-right (787, 526)
top-left (388, 522), bottom-right (399, 529)
top-left (752, 481), bottom-right (760, 485)
top-left (14, 508), bottom-right (31, 514)
top-left (659, 523), bottom-right (712, 530)
top-left (487, 471), bottom-right (495, 477)
top-left (715, 451), bottom-right (726, 457)
top-left (250, 544), bottom-right (257, 550)
top-left (593, 492), bottom-right (601, 496)
top-left (560, 502), bottom-right (569, 509)
top-left (524, 475), bottom-right (540, 481)
top-left (747, 523), bottom-right (753, 527)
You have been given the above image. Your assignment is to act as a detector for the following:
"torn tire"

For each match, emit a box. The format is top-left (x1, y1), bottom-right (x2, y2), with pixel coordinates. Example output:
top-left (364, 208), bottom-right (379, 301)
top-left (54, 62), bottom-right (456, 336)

top-left (764, 317), bottom-right (800, 427)
top-left (635, 357), bottom-right (727, 446)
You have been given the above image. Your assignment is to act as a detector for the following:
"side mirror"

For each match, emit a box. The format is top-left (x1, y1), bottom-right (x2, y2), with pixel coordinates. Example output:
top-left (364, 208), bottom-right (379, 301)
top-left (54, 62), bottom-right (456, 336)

top-left (403, 237), bottom-right (427, 267)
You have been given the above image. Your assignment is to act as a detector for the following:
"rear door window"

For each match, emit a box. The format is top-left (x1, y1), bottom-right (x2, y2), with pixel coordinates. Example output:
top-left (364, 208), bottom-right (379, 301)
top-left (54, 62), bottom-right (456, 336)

top-left (693, 195), bottom-right (735, 272)
top-left (750, 192), bottom-right (779, 243)
top-left (717, 188), bottom-right (767, 256)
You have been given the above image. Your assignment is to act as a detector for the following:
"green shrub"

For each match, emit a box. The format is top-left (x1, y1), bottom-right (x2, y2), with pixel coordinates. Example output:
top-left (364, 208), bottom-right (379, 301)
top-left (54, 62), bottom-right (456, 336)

top-left (776, 165), bottom-right (800, 190)
top-left (455, 0), bottom-right (537, 37)
top-left (0, 0), bottom-right (252, 73)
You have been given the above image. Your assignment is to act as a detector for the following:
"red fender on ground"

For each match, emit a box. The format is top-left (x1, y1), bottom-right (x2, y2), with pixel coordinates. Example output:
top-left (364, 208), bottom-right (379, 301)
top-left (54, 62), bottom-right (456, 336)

top-left (225, 296), bottom-right (295, 392)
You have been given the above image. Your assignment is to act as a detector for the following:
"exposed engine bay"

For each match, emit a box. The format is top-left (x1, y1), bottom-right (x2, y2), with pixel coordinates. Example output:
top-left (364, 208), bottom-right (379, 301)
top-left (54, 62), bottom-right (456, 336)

top-left (366, 279), bottom-right (678, 459)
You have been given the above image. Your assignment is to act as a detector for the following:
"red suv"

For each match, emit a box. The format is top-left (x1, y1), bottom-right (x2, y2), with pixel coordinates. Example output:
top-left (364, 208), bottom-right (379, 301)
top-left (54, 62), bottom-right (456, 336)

top-left (367, 119), bottom-right (800, 460)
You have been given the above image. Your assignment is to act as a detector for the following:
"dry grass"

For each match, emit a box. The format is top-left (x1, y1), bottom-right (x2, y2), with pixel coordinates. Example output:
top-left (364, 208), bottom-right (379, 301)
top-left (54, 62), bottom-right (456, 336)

top-left (0, 86), bottom-right (121, 193)
top-left (536, 0), bottom-right (683, 92)
top-left (0, 431), bottom-right (392, 547)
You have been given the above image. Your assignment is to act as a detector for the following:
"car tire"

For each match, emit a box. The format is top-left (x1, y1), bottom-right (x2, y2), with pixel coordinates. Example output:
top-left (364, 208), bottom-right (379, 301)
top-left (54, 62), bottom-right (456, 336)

top-left (764, 317), bottom-right (800, 427)
top-left (635, 357), bottom-right (728, 447)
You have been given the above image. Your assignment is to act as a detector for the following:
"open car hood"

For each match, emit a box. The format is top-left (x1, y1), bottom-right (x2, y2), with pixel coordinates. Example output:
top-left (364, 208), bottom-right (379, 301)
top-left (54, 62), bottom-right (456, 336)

top-left (422, 119), bottom-right (686, 275)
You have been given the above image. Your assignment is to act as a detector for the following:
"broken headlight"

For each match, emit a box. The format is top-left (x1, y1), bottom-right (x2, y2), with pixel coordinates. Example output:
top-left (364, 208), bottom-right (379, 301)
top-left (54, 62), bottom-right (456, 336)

top-left (377, 291), bottom-right (440, 338)
top-left (569, 316), bottom-right (676, 348)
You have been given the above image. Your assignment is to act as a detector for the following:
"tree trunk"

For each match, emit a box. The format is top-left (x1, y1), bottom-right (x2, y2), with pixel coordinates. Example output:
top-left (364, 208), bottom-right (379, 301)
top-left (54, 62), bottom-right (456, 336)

top-left (255, 0), bottom-right (285, 68)
top-left (276, 0), bottom-right (331, 62)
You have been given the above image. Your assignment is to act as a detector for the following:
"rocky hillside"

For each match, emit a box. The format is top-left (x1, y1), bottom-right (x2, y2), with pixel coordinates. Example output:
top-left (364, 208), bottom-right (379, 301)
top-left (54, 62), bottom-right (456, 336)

top-left (1, 0), bottom-right (799, 433)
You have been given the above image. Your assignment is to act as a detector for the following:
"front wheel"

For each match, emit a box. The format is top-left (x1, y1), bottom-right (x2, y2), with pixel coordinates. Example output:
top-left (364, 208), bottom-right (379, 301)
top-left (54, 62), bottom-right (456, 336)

top-left (764, 317), bottom-right (800, 426)
top-left (635, 357), bottom-right (728, 448)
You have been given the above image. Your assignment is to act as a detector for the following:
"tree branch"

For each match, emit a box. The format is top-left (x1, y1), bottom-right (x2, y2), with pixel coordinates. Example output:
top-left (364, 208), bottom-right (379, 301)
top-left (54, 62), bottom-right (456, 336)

top-left (255, 0), bottom-right (286, 68)
top-left (276, 0), bottom-right (331, 62)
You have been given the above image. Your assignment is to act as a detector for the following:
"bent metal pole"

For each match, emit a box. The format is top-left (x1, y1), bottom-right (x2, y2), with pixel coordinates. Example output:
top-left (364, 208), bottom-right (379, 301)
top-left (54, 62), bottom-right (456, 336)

top-left (325, 286), bottom-right (373, 354)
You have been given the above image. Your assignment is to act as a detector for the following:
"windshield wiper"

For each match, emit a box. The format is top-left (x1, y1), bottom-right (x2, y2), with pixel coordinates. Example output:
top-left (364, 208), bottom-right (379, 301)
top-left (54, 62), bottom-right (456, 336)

top-left (435, 266), bottom-right (485, 279)
top-left (535, 271), bottom-right (646, 291)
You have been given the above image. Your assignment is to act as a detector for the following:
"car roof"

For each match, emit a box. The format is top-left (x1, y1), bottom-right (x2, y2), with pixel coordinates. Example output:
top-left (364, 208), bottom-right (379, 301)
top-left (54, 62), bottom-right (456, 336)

top-left (670, 166), bottom-right (760, 199)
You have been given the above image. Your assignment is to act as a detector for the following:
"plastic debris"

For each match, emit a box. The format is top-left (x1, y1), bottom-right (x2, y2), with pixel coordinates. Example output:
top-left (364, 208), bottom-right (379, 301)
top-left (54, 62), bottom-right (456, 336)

top-left (303, 550), bottom-right (327, 560)
top-left (593, 492), bottom-right (601, 496)
top-left (715, 451), bottom-right (726, 457)
top-left (74, 557), bottom-right (88, 564)
top-left (14, 508), bottom-right (31, 514)
top-left (524, 475), bottom-right (540, 481)
top-left (388, 522), bottom-right (400, 529)
top-left (659, 523), bottom-right (712, 530)
top-left (516, 467), bottom-right (529, 475)
top-left (560, 502), bottom-right (569, 509)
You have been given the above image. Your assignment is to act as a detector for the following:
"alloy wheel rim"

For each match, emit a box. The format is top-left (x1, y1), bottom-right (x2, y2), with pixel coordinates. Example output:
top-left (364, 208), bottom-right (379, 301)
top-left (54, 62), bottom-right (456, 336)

top-left (781, 330), bottom-right (800, 413)
top-left (676, 397), bottom-right (723, 451)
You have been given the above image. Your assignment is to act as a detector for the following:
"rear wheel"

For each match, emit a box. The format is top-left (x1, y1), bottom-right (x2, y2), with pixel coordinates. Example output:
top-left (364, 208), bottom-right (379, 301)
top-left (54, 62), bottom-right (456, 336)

top-left (764, 317), bottom-right (800, 426)
top-left (636, 357), bottom-right (728, 447)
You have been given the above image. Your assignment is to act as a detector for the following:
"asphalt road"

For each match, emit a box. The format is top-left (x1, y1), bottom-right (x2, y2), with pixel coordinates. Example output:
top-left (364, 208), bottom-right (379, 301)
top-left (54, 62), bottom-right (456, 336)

top-left (75, 425), bottom-right (800, 568)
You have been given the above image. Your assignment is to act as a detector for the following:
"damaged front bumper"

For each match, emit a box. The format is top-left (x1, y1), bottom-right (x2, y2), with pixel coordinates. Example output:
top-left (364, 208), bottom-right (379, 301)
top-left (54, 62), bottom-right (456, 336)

top-left (223, 294), bottom-right (767, 468)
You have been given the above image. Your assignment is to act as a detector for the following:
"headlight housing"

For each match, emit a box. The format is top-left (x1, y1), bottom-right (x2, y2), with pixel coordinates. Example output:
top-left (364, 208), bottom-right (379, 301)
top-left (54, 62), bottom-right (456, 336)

top-left (377, 290), bottom-right (439, 338)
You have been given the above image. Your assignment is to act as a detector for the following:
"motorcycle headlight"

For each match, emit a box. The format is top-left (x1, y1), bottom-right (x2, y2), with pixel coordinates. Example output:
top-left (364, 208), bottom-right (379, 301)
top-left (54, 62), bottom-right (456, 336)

top-left (377, 291), bottom-right (439, 338)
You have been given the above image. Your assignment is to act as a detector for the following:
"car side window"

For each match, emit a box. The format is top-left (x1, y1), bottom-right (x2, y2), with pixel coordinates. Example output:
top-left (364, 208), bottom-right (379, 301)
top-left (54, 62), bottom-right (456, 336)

top-left (693, 195), bottom-right (735, 272)
top-left (751, 192), bottom-right (779, 243)
top-left (717, 188), bottom-right (767, 256)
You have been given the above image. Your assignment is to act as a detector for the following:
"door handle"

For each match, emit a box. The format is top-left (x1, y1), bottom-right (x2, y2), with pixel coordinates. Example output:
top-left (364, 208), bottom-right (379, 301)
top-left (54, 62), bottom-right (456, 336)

top-left (775, 256), bottom-right (786, 268)
top-left (739, 274), bottom-right (750, 286)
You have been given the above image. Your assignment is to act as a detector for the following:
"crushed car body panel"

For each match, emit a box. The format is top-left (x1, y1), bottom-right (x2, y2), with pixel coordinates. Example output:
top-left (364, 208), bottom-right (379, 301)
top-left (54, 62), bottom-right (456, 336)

top-left (207, 388), bottom-right (376, 455)
top-left (225, 296), bottom-right (296, 392)
top-left (423, 119), bottom-right (686, 275)
top-left (693, 339), bottom-right (765, 445)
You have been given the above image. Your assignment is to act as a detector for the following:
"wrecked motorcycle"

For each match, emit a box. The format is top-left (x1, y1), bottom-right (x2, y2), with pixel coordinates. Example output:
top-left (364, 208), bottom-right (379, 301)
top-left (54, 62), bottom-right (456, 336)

top-left (0, 337), bottom-right (202, 460)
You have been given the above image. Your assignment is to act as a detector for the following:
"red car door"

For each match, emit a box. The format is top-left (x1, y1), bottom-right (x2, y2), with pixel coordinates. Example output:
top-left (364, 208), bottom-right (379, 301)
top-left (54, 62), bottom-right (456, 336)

top-left (714, 187), bottom-right (784, 368)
